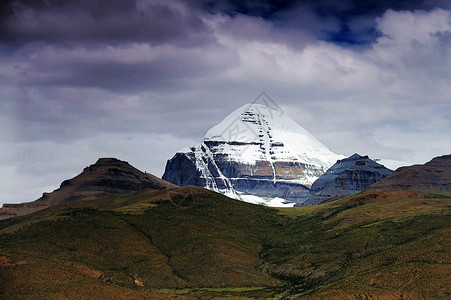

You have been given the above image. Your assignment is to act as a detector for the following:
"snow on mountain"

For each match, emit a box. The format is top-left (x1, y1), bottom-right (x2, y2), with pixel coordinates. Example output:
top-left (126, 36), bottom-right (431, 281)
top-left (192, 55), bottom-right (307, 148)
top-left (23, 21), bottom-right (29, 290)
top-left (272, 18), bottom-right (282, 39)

top-left (239, 194), bottom-right (295, 207)
top-left (203, 103), bottom-right (343, 169)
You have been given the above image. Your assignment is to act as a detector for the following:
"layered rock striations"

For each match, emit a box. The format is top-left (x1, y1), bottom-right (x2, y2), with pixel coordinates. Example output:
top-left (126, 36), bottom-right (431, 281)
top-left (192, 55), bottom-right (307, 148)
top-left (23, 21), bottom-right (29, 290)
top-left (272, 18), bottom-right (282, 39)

top-left (301, 154), bottom-right (393, 205)
top-left (163, 103), bottom-right (344, 204)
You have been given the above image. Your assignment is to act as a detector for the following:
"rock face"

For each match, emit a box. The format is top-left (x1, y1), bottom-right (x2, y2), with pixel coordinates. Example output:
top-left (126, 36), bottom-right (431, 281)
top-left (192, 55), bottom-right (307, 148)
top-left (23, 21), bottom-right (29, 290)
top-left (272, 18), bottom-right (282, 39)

top-left (0, 158), bottom-right (176, 219)
top-left (163, 103), bottom-right (344, 204)
top-left (301, 154), bottom-right (393, 205)
top-left (369, 154), bottom-right (451, 195)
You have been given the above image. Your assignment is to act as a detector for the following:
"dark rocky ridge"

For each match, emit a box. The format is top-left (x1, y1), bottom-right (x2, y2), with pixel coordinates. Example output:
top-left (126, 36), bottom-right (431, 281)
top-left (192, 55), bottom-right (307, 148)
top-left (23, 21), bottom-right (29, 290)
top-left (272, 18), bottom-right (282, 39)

top-left (162, 152), bottom-right (198, 187)
top-left (0, 158), bottom-right (176, 219)
top-left (301, 153), bottom-right (393, 206)
top-left (368, 154), bottom-right (451, 194)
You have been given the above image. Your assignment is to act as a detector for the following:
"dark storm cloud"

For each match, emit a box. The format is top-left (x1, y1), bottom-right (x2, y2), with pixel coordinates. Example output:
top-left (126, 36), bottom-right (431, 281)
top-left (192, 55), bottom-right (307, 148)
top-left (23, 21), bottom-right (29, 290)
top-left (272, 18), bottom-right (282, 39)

top-left (0, 0), bottom-right (213, 46)
top-left (2, 0), bottom-right (449, 48)
top-left (28, 57), bottom-right (218, 92)
top-left (205, 0), bottom-right (451, 44)
top-left (4, 41), bottom-right (238, 93)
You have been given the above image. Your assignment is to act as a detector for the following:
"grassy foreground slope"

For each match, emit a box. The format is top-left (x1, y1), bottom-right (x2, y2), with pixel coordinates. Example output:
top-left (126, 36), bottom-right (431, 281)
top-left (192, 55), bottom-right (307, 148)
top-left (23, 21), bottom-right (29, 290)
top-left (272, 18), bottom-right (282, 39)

top-left (0, 186), bottom-right (449, 299)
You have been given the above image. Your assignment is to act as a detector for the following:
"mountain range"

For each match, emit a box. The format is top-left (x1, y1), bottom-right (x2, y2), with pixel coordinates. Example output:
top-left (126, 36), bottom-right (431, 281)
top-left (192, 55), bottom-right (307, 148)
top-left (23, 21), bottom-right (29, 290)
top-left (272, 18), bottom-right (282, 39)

top-left (0, 104), bottom-right (416, 214)
top-left (0, 103), bottom-right (449, 299)
top-left (1, 154), bottom-right (450, 299)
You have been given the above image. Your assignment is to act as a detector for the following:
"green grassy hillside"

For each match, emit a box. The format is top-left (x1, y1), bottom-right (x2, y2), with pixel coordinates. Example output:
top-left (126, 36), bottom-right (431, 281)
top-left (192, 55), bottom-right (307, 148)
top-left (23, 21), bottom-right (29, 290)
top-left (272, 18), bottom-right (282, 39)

top-left (1, 186), bottom-right (449, 299)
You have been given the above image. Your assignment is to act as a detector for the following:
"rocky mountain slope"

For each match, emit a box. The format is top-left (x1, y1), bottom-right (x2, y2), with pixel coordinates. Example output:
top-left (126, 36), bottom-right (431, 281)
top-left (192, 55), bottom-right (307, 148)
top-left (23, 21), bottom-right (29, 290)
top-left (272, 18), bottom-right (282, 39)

top-left (301, 153), bottom-right (393, 205)
top-left (163, 103), bottom-right (344, 204)
top-left (369, 154), bottom-right (451, 194)
top-left (0, 158), bottom-right (176, 219)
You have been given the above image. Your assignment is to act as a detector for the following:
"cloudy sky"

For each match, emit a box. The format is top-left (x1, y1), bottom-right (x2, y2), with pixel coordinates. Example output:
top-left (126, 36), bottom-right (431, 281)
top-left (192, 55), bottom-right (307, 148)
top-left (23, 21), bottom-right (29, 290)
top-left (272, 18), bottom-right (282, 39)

top-left (1, 0), bottom-right (450, 205)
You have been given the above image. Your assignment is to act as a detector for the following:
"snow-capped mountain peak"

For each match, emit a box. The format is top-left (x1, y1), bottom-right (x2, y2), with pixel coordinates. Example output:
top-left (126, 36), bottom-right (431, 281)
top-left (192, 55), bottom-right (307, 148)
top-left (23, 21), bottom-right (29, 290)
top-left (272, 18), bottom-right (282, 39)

top-left (164, 103), bottom-right (345, 206)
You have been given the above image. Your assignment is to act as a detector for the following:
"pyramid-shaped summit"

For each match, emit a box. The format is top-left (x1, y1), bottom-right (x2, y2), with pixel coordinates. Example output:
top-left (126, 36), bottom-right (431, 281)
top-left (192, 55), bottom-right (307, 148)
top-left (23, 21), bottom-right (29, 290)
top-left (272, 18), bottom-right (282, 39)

top-left (163, 103), bottom-right (344, 205)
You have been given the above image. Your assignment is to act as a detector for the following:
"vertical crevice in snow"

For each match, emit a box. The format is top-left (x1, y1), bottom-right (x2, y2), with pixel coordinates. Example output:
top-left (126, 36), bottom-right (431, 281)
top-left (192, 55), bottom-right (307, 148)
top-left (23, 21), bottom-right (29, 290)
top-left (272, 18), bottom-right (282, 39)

top-left (192, 144), bottom-right (218, 192)
top-left (201, 142), bottom-right (238, 196)
top-left (256, 113), bottom-right (276, 184)
top-left (191, 142), bottom-right (239, 197)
